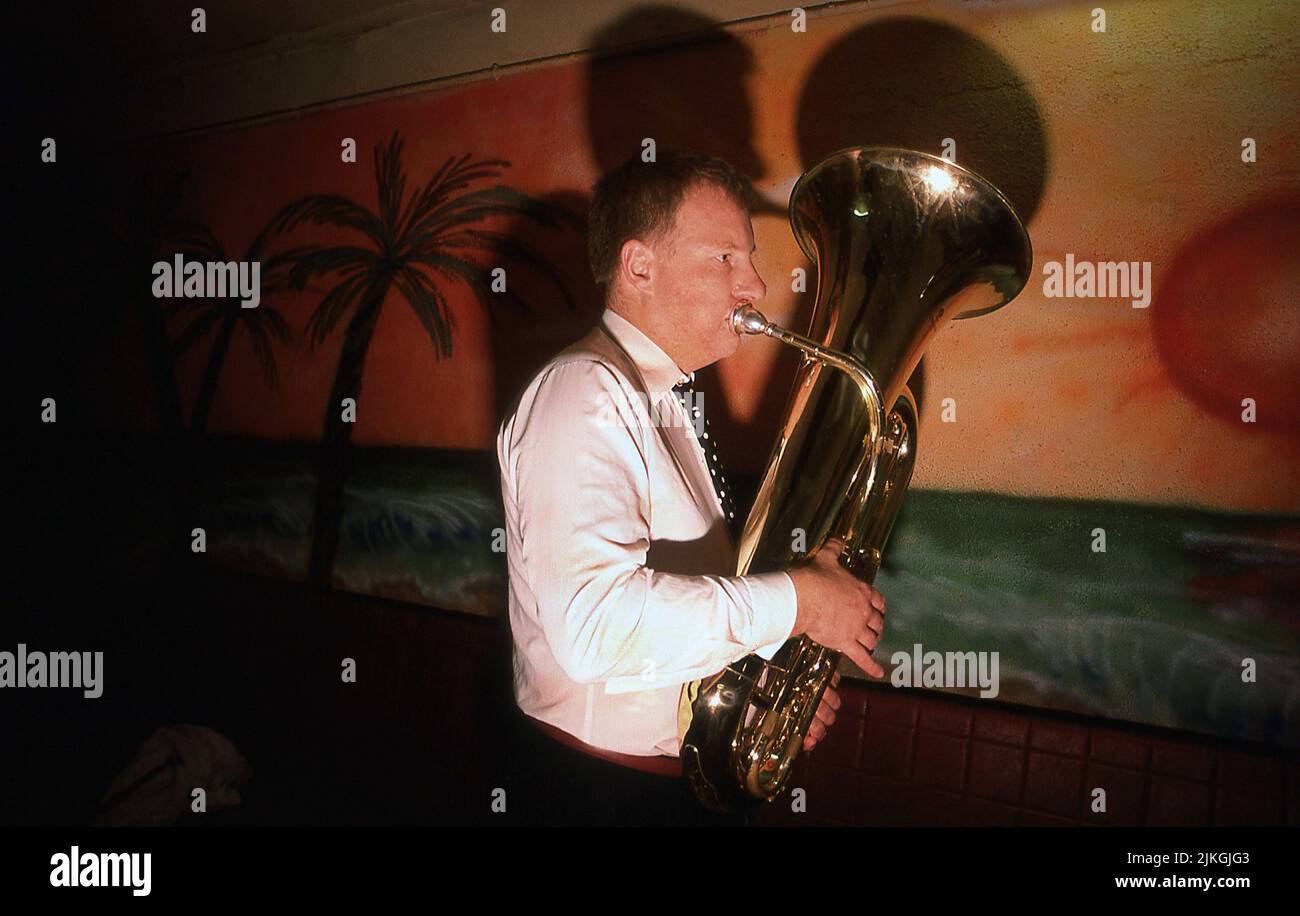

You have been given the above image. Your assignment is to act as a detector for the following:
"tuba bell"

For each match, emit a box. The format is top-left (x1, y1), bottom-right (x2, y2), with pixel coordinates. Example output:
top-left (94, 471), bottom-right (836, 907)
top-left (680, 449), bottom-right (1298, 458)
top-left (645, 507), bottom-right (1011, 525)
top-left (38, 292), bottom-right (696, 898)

top-left (680, 147), bottom-right (1033, 812)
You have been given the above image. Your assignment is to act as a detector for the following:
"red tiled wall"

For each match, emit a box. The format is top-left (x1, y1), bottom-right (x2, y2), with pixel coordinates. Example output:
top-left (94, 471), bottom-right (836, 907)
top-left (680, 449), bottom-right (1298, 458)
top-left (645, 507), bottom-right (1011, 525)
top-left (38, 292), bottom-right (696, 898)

top-left (171, 566), bottom-right (1297, 826)
top-left (755, 682), bottom-right (1300, 827)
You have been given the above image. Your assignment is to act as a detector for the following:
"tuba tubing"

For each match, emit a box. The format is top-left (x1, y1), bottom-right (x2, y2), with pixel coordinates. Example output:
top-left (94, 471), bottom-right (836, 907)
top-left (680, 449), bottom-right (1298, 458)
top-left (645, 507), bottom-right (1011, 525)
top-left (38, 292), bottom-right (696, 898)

top-left (680, 146), bottom-right (1033, 813)
top-left (731, 303), bottom-right (885, 449)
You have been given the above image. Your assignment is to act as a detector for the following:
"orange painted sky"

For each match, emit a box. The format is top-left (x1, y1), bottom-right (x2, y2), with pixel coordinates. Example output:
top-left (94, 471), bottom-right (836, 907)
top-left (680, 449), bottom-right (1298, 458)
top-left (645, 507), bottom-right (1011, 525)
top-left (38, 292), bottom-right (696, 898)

top-left (101, 0), bottom-right (1299, 513)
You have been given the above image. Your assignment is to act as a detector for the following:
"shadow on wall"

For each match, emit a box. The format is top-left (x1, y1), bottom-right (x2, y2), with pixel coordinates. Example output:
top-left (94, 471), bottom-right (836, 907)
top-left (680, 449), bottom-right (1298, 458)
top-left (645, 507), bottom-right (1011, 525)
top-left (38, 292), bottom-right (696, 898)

top-left (491, 5), bottom-right (789, 434)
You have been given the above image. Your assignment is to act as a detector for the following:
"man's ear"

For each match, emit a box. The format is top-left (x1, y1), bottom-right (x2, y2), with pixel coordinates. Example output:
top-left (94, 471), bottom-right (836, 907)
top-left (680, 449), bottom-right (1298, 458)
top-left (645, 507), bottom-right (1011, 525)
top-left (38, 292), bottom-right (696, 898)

top-left (619, 237), bottom-right (655, 296)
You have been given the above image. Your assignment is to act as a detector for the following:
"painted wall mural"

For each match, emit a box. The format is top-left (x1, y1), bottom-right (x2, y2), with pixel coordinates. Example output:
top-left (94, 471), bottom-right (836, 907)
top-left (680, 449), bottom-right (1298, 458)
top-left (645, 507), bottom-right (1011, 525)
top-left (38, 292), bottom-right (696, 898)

top-left (68, 1), bottom-right (1298, 747)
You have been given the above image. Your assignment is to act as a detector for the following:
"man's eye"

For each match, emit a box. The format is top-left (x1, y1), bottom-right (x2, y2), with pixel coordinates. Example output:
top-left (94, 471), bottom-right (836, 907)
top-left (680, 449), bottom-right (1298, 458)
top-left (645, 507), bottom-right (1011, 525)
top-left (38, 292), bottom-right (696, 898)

top-left (718, 253), bottom-right (731, 263)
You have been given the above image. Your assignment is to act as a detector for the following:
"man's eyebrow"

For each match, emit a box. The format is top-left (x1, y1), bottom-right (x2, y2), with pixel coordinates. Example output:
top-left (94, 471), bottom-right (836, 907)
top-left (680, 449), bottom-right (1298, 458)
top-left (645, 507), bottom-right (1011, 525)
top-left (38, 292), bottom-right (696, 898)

top-left (703, 240), bottom-right (759, 252)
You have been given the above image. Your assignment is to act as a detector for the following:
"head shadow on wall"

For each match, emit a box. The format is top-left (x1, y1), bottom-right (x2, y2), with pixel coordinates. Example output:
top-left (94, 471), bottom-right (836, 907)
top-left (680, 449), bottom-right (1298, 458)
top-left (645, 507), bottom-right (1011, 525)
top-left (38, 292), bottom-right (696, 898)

top-left (491, 4), bottom-right (784, 427)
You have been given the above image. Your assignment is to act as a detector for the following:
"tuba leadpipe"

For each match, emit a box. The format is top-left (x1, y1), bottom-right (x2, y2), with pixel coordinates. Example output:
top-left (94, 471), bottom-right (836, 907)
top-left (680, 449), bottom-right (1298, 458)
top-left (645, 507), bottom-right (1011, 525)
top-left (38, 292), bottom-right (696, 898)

top-left (731, 303), bottom-right (885, 438)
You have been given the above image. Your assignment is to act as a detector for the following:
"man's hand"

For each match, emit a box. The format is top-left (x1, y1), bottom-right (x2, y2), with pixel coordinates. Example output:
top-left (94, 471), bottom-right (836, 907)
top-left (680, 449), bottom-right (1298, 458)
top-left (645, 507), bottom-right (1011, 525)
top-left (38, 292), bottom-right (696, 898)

top-left (786, 537), bottom-right (888, 678)
top-left (803, 671), bottom-right (842, 752)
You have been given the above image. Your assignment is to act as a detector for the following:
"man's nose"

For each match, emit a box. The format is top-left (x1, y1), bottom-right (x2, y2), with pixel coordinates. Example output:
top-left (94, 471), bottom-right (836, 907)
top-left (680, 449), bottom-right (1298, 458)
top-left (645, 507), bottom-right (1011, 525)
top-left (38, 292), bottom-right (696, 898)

top-left (735, 262), bottom-right (767, 303)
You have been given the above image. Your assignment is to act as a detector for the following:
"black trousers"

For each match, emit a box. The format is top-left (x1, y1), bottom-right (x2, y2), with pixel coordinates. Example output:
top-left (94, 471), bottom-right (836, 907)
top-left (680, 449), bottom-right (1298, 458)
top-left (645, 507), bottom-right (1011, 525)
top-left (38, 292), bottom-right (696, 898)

top-left (502, 709), bottom-right (749, 827)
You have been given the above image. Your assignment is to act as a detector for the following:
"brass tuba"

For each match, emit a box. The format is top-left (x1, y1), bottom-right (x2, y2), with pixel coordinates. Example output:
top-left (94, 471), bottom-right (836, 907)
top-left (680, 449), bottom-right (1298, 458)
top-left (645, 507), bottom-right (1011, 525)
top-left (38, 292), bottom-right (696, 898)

top-left (680, 147), bottom-right (1033, 812)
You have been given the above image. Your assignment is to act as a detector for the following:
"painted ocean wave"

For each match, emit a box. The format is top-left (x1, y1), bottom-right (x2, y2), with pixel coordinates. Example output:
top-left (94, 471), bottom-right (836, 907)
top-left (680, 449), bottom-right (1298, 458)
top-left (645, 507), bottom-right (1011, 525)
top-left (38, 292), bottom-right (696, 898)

top-left (872, 491), bottom-right (1300, 746)
top-left (331, 482), bottom-right (505, 615)
top-left (186, 444), bottom-right (1298, 746)
top-left (194, 449), bottom-right (507, 610)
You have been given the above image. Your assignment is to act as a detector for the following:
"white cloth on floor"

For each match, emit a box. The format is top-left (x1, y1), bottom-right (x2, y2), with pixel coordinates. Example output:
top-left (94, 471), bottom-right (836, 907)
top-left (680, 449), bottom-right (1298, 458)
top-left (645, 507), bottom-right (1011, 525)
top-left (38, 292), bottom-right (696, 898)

top-left (94, 724), bottom-right (252, 826)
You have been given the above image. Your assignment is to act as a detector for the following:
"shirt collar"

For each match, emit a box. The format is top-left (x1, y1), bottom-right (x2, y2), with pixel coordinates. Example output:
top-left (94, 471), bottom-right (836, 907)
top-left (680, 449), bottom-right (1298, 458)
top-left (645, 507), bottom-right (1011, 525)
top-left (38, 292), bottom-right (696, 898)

top-left (600, 308), bottom-right (694, 394)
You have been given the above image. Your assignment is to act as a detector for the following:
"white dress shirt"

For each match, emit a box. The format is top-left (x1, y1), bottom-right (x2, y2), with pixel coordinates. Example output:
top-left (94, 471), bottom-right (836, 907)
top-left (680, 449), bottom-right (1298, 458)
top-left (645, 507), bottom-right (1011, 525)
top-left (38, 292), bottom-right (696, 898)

top-left (496, 307), bottom-right (798, 756)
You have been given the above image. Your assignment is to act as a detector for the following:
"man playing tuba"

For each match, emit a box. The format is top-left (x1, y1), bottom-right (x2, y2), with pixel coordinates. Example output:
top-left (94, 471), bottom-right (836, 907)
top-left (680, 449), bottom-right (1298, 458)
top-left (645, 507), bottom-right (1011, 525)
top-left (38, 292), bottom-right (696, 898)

top-left (496, 150), bottom-right (887, 826)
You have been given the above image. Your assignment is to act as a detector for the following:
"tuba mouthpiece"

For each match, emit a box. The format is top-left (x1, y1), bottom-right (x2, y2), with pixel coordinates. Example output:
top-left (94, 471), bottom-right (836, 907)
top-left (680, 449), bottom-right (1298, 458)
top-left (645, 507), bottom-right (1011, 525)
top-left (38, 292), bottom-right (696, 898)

top-left (731, 303), bottom-right (770, 336)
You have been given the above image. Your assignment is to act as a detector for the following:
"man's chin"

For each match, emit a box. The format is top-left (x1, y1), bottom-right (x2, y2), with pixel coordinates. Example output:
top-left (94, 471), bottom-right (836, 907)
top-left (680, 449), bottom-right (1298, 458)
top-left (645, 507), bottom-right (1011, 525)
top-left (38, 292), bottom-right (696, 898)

top-left (718, 335), bottom-right (742, 362)
top-left (696, 333), bottom-right (742, 368)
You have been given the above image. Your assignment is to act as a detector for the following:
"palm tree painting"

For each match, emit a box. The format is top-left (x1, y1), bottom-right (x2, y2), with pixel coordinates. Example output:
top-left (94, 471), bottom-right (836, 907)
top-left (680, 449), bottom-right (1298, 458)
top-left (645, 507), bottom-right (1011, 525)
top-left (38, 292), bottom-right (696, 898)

top-left (149, 219), bottom-right (296, 575)
top-left (159, 221), bottom-right (292, 436)
top-left (261, 131), bottom-right (579, 586)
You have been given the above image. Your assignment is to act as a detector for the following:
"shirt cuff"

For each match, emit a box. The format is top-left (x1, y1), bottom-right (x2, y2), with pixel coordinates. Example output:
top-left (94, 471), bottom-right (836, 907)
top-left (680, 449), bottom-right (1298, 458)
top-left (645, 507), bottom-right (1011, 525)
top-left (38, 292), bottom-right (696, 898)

top-left (745, 570), bottom-right (798, 660)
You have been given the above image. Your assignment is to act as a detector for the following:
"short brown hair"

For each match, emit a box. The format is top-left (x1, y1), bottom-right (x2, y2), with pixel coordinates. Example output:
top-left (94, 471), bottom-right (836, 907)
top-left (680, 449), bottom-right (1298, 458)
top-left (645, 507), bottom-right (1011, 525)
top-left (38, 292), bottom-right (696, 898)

top-left (587, 150), bottom-right (758, 287)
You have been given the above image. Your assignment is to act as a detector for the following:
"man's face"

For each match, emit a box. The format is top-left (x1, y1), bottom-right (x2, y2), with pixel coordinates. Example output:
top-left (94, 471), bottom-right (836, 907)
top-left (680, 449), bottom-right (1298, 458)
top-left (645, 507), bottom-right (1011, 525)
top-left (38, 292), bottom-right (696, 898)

top-left (649, 182), bottom-right (766, 370)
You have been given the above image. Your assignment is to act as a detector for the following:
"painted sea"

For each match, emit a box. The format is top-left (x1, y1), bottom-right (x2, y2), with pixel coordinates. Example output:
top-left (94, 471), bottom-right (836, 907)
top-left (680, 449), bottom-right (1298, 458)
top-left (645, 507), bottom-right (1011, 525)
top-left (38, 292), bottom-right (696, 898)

top-left (177, 439), bottom-right (1297, 748)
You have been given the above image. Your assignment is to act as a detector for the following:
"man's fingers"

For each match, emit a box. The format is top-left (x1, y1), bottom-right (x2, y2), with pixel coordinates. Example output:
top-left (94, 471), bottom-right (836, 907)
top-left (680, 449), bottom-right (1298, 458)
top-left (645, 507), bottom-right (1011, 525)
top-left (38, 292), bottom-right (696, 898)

top-left (821, 685), bottom-right (841, 711)
top-left (815, 699), bottom-right (836, 728)
top-left (865, 608), bottom-right (885, 637)
top-left (846, 644), bottom-right (884, 679)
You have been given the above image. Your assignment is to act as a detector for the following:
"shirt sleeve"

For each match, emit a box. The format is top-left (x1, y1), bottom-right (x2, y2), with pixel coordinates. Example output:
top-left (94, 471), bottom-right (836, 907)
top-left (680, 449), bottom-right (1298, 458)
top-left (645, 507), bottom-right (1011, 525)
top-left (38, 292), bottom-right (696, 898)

top-left (499, 358), bottom-right (798, 692)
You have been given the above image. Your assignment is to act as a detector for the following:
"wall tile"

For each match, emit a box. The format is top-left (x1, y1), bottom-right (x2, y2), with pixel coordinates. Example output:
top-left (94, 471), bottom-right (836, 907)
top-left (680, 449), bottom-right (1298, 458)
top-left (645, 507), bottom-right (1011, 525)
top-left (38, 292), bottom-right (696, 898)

top-left (918, 699), bottom-right (974, 737)
top-left (1029, 719), bottom-right (1087, 757)
top-left (1089, 728), bottom-right (1151, 770)
top-left (860, 775), bottom-right (912, 827)
top-left (1290, 765), bottom-right (1300, 827)
top-left (1083, 762), bottom-right (1147, 826)
top-left (914, 731), bottom-right (968, 791)
top-left (801, 762), bottom-right (861, 824)
top-left (837, 687), bottom-right (869, 723)
top-left (1147, 777), bottom-right (1212, 827)
top-left (968, 741), bottom-right (1025, 805)
top-left (963, 797), bottom-right (1019, 826)
top-left (864, 688), bottom-right (919, 727)
top-left (973, 707), bottom-right (1030, 746)
top-left (1025, 751), bottom-right (1085, 818)
top-left (912, 787), bottom-right (963, 826)
top-left (1214, 787), bottom-right (1284, 826)
top-left (816, 698), bottom-right (866, 769)
top-left (862, 721), bottom-right (914, 782)
top-left (1018, 810), bottom-right (1077, 827)
top-left (1151, 738), bottom-right (1215, 782)
top-left (1215, 748), bottom-right (1282, 791)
